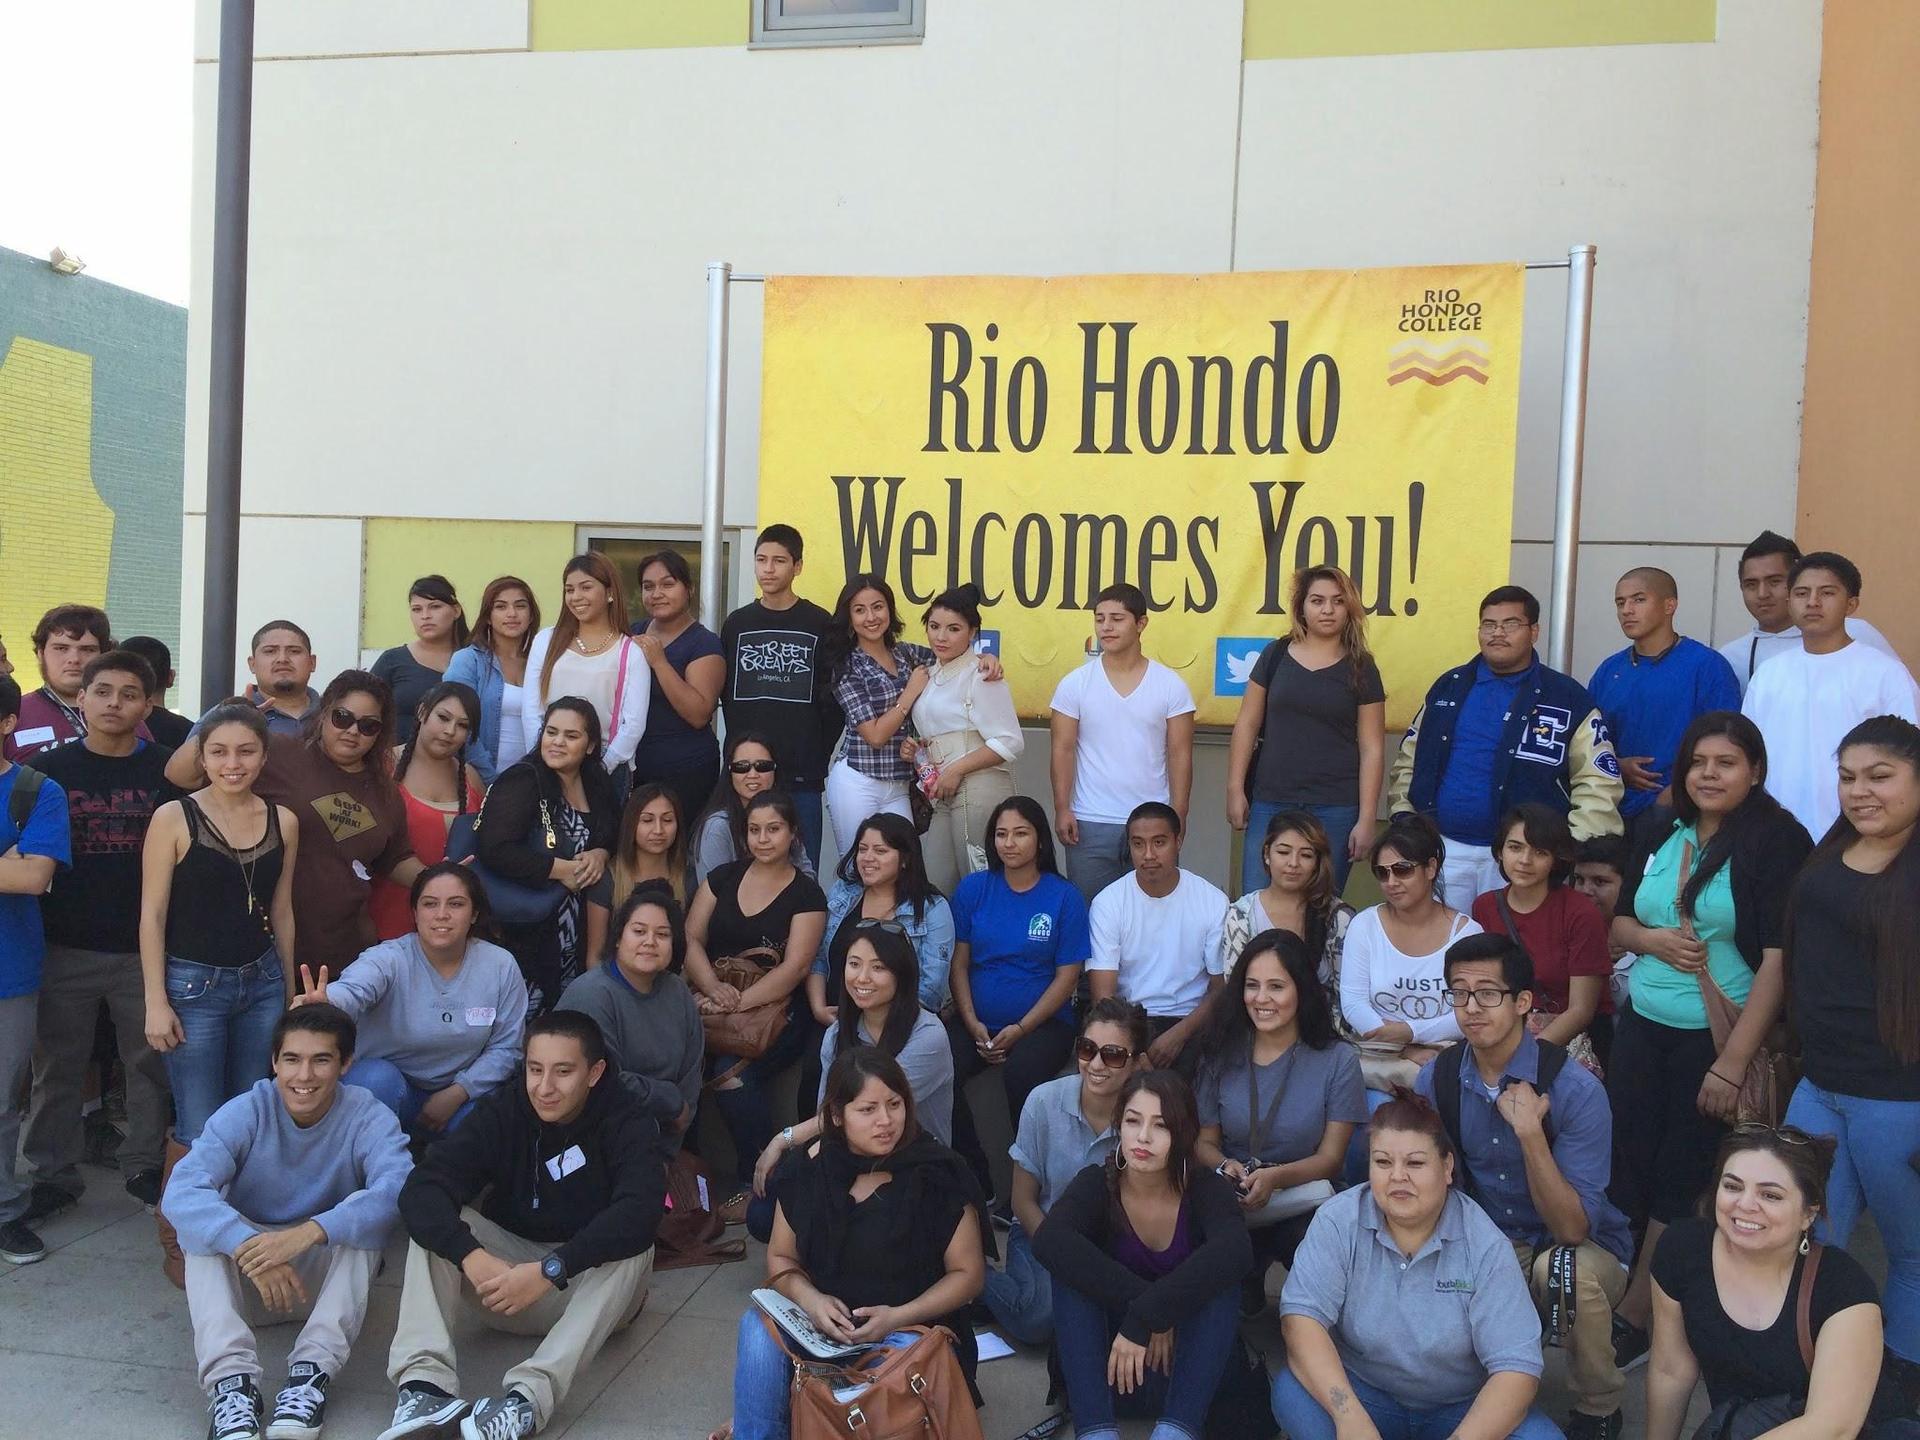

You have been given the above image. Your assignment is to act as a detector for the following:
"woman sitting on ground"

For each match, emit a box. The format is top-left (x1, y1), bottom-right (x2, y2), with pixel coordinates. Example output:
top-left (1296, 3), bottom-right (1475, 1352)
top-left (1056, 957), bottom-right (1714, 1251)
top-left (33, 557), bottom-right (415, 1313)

top-left (1032, 1068), bottom-right (1253, 1440)
top-left (1272, 1087), bottom-right (1559, 1440)
top-left (711, 1048), bottom-right (985, 1440)
top-left (1195, 928), bottom-right (1365, 1306)
top-left (1646, 1123), bottom-right (1914, 1440)
top-left (293, 861), bottom-right (525, 1135)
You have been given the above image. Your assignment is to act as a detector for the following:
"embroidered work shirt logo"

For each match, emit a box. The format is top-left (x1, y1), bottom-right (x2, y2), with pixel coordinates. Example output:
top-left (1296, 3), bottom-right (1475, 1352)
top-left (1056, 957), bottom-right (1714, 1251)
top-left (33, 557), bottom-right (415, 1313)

top-left (1027, 914), bottom-right (1054, 941)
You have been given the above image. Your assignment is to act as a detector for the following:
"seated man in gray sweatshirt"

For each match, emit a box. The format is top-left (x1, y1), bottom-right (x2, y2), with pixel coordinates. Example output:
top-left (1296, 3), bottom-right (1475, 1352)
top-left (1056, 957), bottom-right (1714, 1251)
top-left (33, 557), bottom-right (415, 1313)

top-left (164, 1002), bottom-right (412, 1440)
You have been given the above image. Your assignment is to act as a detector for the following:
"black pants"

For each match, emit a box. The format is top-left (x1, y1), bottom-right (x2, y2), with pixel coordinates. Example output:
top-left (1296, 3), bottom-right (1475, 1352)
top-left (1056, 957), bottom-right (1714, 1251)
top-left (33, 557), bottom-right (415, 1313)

top-left (1607, 1005), bottom-right (1726, 1225)
top-left (946, 1013), bottom-right (1075, 1200)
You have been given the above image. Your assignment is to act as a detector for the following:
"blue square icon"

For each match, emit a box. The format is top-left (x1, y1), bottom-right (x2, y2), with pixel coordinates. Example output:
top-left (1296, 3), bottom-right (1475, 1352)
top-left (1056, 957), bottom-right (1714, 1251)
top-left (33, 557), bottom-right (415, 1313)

top-left (972, 630), bottom-right (1001, 657)
top-left (1213, 637), bottom-right (1270, 697)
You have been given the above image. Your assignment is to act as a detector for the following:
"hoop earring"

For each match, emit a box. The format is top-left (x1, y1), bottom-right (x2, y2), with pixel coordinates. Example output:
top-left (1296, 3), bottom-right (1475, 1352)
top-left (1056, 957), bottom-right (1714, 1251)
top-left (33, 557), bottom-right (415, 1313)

top-left (1114, 1151), bottom-right (1127, 1172)
top-left (1799, 1232), bottom-right (1811, 1256)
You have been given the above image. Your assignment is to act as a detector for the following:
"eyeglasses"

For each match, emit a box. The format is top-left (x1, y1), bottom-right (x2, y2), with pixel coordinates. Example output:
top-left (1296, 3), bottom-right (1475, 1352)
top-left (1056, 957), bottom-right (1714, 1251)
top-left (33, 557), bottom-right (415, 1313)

top-left (728, 759), bottom-right (778, 774)
top-left (1371, 859), bottom-right (1424, 881)
top-left (1074, 1038), bottom-right (1138, 1067)
top-left (1478, 618), bottom-right (1532, 637)
top-left (853, 918), bottom-right (906, 937)
top-left (1731, 1122), bottom-right (1814, 1146)
top-left (327, 707), bottom-right (384, 738)
top-left (1442, 986), bottom-right (1515, 1009)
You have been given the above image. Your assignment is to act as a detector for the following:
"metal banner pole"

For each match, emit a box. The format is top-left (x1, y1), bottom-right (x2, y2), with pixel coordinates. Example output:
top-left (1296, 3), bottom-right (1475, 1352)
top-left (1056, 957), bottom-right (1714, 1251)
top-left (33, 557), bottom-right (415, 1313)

top-left (699, 261), bottom-right (733, 626)
top-left (199, 0), bottom-right (256, 708)
top-left (1547, 244), bottom-right (1597, 672)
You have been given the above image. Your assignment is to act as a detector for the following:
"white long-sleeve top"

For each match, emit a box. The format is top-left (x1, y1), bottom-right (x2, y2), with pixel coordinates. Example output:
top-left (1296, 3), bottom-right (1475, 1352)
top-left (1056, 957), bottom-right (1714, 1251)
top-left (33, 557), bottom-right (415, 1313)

top-left (1337, 905), bottom-right (1477, 1046)
top-left (521, 628), bottom-right (651, 771)
top-left (910, 655), bottom-right (1025, 767)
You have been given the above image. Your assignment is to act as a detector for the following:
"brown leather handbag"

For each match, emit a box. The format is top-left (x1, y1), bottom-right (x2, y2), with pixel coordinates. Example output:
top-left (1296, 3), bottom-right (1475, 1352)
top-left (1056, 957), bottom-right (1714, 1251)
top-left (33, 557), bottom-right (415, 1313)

top-left (702, 948), bottom-right (790, 1064)
top-left (767, 1314), bottom-right (984, 1440)
top-left (1675, 842), bottom-right (1795, 1123)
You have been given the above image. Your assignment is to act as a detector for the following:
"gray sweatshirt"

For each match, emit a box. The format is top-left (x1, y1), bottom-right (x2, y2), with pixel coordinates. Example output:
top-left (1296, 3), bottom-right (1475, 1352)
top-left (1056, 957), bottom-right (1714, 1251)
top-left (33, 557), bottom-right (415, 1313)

top-left (556, 964), bottom-right (705, 1135)
top-left (328, 935), bottom-right (528, 1096)
top-left (164, 1079), bottom-right (412, 1255)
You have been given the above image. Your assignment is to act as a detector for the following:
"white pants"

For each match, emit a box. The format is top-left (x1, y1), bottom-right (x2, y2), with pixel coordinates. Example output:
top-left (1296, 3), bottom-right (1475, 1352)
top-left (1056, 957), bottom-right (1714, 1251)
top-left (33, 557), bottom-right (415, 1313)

top-left (824, 759), bottom-right (911, 858)
top-left (186, 1245), bottom-right (378, 1391)
top-left (1439, 841), bottom-right (1505, 913)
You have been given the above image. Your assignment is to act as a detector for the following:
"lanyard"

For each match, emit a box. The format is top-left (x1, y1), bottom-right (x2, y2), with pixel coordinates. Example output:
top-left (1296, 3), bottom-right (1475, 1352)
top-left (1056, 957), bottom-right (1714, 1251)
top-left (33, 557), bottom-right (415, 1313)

top-left (39, 688), bottom-right (86, 738)
top-left (1242, 1044), bottom-right (1300, 1166)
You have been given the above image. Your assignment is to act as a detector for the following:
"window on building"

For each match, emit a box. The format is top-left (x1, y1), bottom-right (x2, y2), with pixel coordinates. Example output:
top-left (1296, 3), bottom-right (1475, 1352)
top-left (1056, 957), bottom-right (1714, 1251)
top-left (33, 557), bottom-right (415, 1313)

top-left (750, 0), bottom-right (925, 49)
top-left (578, 529), bottom-right (737, 629)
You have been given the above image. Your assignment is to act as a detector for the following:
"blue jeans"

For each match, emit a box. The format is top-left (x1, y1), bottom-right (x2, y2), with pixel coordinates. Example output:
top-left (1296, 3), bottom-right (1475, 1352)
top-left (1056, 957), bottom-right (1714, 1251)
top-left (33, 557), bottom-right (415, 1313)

top-left (1064, 821), bottom-right (1132, 906)
top-left (791, 788), bottom-right (825, 874)
top-left (343, 1056), bottom-right (478, 1134)
top-left (1054, 1276), bottom-right (1242, 1439)
top-left (707, 1004), bottom-right (809, 1191)
top-left (1272, 1364), bottom-right (1563, 1440)
top-left (1242, 800), bottom-right (1362, 898)
top-left (163, 953), bottom-right (285, 1143)
top-left (731, 1307), bottom-right (795, 1440)
top-left (982, 1221), bottom-right (1053, 1344)
top-left (1786, 1078), bottom-right (1920, 1361)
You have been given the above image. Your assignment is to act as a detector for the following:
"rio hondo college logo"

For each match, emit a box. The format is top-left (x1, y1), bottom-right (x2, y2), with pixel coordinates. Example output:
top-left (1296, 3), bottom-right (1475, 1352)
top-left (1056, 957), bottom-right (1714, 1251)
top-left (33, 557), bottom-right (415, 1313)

top-left (1388, 281), bottom-right (1494, 387)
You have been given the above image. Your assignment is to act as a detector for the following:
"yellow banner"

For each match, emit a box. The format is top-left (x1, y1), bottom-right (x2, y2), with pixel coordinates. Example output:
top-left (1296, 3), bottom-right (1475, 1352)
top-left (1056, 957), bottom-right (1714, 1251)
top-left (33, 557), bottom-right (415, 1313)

top-left (760, 266), bottom-right (1524, 728)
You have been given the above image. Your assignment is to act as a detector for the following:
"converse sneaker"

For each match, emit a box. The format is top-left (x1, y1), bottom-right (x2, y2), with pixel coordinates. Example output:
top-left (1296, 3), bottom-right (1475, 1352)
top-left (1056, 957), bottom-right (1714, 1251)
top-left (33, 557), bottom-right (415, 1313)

top-left (378, 1381), bottom-right (469, 1440)
top-left (461, 1388), bottom-right (537, 1440)
top-left (1563, 1408), bottom-right (1624, 1440)
top-left (265, 1362), bottom-right (329, 1440)
top-left (0, 1219), bottom-right (47, 1265)
top-left (207, 1374), bottom-right (265, 1440)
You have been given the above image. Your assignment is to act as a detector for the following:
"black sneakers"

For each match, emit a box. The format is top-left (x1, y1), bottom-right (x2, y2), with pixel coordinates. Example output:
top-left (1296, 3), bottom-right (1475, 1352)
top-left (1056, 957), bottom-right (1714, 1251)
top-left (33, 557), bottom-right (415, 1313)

top-left (1611, 1313), bottom-right (1651, 1372)
top-left (21, 1181), bottom-right (78, 1223)
top-left (207, 1375), bottom-right (265, 1440)
top-left (461, 1389), bottom-right (537, 1440)
top-left (1563, 1408), bottom-right (1624, 1440)
top-left (378, 1381), bottom-right (469, 1440)
top-left (0, 1219), bottom-right (47, 1265)
top-left (125, 1167), bottom-right (164, 1210)
top-left (265, 1363), bottom-right (329, 1440)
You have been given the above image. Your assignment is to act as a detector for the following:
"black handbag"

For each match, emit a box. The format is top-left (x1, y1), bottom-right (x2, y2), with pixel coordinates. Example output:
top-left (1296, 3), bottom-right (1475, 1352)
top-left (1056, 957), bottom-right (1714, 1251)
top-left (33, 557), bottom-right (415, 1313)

top-left (445, 808), bottom-right (569, 927)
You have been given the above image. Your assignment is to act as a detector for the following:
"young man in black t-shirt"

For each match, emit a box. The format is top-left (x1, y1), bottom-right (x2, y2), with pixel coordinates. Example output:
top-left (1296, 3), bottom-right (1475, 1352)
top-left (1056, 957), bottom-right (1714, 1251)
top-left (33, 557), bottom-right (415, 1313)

top-left (25, 649), bottom-right (176, 1215)
top-left (719, 525), bottom-right (843, 868)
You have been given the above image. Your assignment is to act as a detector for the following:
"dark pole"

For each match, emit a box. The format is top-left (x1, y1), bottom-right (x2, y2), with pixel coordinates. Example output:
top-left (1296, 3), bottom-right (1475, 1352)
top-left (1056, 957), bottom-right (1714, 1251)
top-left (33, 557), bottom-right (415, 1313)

top-left (198, 0), bottom-right (256, 709)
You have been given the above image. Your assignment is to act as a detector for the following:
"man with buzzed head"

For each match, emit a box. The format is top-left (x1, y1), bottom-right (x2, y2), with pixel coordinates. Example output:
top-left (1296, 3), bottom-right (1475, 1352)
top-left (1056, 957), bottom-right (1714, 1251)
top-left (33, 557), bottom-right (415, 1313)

top-left (1586, 567), bottom-right (1739, 818)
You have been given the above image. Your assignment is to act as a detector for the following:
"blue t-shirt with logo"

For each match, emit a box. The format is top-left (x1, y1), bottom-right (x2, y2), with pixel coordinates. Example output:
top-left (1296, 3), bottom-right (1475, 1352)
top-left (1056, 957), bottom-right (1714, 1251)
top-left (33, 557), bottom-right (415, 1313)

top-left (0, 763), bottom-right (73, 998)
top-left (952, 869), bottom-right (1091, 1032)
top-left (1434, 663), bottom-right (1525, 846)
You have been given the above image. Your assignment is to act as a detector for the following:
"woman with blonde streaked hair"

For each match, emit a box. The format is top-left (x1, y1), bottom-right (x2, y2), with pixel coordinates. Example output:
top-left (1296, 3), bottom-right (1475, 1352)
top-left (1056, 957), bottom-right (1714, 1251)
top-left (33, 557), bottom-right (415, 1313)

top-left (1226, 564), bottom-right (1386, 897)
top-left (518, 552), bottom-right (650, 776)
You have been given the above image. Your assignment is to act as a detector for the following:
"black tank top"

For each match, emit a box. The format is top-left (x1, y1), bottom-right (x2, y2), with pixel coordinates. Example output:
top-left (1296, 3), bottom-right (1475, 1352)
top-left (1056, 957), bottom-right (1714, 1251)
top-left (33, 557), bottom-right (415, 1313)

top-left (166, 798), bottom-right (285, 967)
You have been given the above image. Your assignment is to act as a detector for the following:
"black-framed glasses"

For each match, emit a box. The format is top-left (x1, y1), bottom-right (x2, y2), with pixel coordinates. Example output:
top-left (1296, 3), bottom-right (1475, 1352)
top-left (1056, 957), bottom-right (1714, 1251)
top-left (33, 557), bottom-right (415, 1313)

top-left (1371, 859), bottom-right (1423, 881)
top-left (1074, 1038), bottom-right (1138, 1067)
top-left (1731, 1121), bottom-right (1814, 1146)
top-left (853, 918), bottom-right (906, 937)
top-left (1442, 986), bottom-right (1515, 1009)
top-left (728, 759), bottom-right (778, 774)
top-left (327, 707), bottom-right (384, 738)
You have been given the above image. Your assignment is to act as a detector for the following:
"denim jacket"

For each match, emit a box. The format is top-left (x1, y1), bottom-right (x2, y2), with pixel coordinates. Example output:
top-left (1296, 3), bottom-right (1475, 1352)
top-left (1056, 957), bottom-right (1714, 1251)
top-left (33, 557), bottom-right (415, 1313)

top-left (811, 876), bottom-right (956, 1011)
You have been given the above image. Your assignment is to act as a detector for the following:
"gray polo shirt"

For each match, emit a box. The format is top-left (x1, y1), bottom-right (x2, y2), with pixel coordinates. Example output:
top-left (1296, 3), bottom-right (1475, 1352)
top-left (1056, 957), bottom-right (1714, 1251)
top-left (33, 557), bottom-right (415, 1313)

top-left (1008, 1073), bottom-right (1119, 1213)
top-left (1280, 1184), bottom-right (1543, 1405)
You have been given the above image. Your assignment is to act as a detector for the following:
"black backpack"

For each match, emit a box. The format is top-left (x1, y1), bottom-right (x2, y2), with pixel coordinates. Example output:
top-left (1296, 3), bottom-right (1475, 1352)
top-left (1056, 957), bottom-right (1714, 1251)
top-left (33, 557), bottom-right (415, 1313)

top-left (5, 764), bottom-right (48, 835)
top-left (1428, 1037), bottom-right (1568, 1198)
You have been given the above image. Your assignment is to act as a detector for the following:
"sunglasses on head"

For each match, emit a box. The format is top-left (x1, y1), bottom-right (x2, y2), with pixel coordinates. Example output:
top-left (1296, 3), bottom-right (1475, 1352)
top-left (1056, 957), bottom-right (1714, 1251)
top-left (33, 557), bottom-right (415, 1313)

top-left (327, 707), bottom-right (384, 738)
top-left (728, 759), bottom-right (778, 774)
top-left (1731, 1122), bottom-right (1814, 1146)
top-left (1371, 859), bottom-right (1423, 881)
top-left (853, 918), bottom-right (906, 937)
top-left (1074, 1037), bottom-right (1138, 1067)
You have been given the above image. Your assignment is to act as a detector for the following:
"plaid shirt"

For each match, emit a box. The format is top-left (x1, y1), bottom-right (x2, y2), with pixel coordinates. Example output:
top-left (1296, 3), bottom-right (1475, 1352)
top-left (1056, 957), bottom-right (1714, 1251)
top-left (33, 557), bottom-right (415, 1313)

top-left (834, 642), bottom-right (933, 782)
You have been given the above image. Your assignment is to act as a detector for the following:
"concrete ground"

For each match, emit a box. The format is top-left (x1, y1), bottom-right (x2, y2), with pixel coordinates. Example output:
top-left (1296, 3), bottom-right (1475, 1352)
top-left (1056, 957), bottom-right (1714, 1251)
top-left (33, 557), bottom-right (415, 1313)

top-left (0, 1174), bottom-right (1707, 1440)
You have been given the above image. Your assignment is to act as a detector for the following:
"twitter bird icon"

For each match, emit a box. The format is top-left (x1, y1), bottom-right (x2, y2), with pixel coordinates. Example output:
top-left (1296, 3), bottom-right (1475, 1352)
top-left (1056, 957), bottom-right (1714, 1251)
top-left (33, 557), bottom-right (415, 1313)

top-left (1213, 638), bottom-right (1270, 697)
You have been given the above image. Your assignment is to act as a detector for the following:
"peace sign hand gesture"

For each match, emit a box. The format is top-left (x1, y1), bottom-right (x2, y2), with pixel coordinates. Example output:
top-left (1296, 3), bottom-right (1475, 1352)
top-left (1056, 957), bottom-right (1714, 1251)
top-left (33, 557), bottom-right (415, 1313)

top-left (292, 964), bottom-right (331, 1008)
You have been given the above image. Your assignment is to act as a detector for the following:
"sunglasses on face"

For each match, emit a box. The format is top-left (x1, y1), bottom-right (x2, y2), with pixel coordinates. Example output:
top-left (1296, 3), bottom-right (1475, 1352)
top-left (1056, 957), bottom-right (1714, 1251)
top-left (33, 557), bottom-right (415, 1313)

top-left (728, 759), bottom-right (778, 774)
top-left (1074, 1038), bottom-right (1138, 1067)
top-left (1371, 859), bottom-right (1423, 881)
top-left (327, 707), bottom-right (384, 738)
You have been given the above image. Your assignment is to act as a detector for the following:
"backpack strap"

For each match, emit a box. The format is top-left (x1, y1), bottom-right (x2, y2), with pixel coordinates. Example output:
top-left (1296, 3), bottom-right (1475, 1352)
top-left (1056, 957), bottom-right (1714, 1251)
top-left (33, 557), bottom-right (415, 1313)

top-left (7, 764), bottom-right (48, 833)
top-left (1434, 1037), bottom-right (1571, 1198)
top-left (1797, 1241), bottom-right (1824, 1372)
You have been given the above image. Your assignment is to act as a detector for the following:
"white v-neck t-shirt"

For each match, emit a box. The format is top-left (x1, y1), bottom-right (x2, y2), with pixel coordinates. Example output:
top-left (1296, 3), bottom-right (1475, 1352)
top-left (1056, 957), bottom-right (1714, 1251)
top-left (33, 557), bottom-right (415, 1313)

top-left (1049, 657), bottom-right (1196, 824)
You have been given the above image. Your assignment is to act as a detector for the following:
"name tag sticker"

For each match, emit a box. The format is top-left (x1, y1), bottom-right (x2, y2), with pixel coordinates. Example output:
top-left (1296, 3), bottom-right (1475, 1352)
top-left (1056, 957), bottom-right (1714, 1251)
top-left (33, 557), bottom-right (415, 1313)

top-left (12, 727), bottom-right (55, 747)
top-left (464, 1006), bottom-right (496, 1027)
top-left (351, 860), bottom-right (372, 881)
top-left (545, 1144), bottom-right (587, 1181)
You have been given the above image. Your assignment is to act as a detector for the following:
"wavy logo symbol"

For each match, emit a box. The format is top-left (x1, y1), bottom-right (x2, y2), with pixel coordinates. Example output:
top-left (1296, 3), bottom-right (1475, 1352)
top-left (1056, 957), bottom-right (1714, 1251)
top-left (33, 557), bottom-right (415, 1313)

top-left (1388, 341), bottom-right (1490, 387)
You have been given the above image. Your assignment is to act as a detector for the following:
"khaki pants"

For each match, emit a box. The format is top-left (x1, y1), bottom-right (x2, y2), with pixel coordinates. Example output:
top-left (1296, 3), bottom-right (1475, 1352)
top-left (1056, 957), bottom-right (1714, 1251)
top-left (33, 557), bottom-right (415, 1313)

top-left (1513, 1239), bottom-right (1629, 1417)
top-left (387, 1207), bottom-right (652, 1428)
top-left (919, 754), bottom-right (1014, 898)
top-left (27, 944), bottom-right (170, 1186)
top-left (185, 1245), bottom-right (378, 1391)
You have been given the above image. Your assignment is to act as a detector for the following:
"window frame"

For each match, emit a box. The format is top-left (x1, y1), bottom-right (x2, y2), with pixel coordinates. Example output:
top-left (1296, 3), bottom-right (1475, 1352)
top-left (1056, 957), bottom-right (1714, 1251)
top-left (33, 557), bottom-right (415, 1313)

top-left (749, 0), bottom-right (925, 50)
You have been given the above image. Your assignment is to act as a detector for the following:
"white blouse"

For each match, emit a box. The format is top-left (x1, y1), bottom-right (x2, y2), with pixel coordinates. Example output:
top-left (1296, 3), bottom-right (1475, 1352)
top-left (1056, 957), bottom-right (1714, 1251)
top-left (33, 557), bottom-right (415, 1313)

top-left (910, 655), bottom-right (1025, 767)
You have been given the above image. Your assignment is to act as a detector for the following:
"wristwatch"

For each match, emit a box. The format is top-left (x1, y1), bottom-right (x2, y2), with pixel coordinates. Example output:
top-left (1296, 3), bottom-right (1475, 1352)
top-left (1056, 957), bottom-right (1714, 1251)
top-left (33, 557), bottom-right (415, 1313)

top-left (781, 1125), bottom-right (796, 1148)
top-left (540, 1253), bottom-right (569, 1290)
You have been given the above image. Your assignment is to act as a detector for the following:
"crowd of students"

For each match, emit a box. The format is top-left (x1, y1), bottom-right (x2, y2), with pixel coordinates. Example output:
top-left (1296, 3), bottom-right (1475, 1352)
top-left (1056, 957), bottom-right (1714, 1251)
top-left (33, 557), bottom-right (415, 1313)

top-left (1, 521), bottom-right (1918, 1440)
